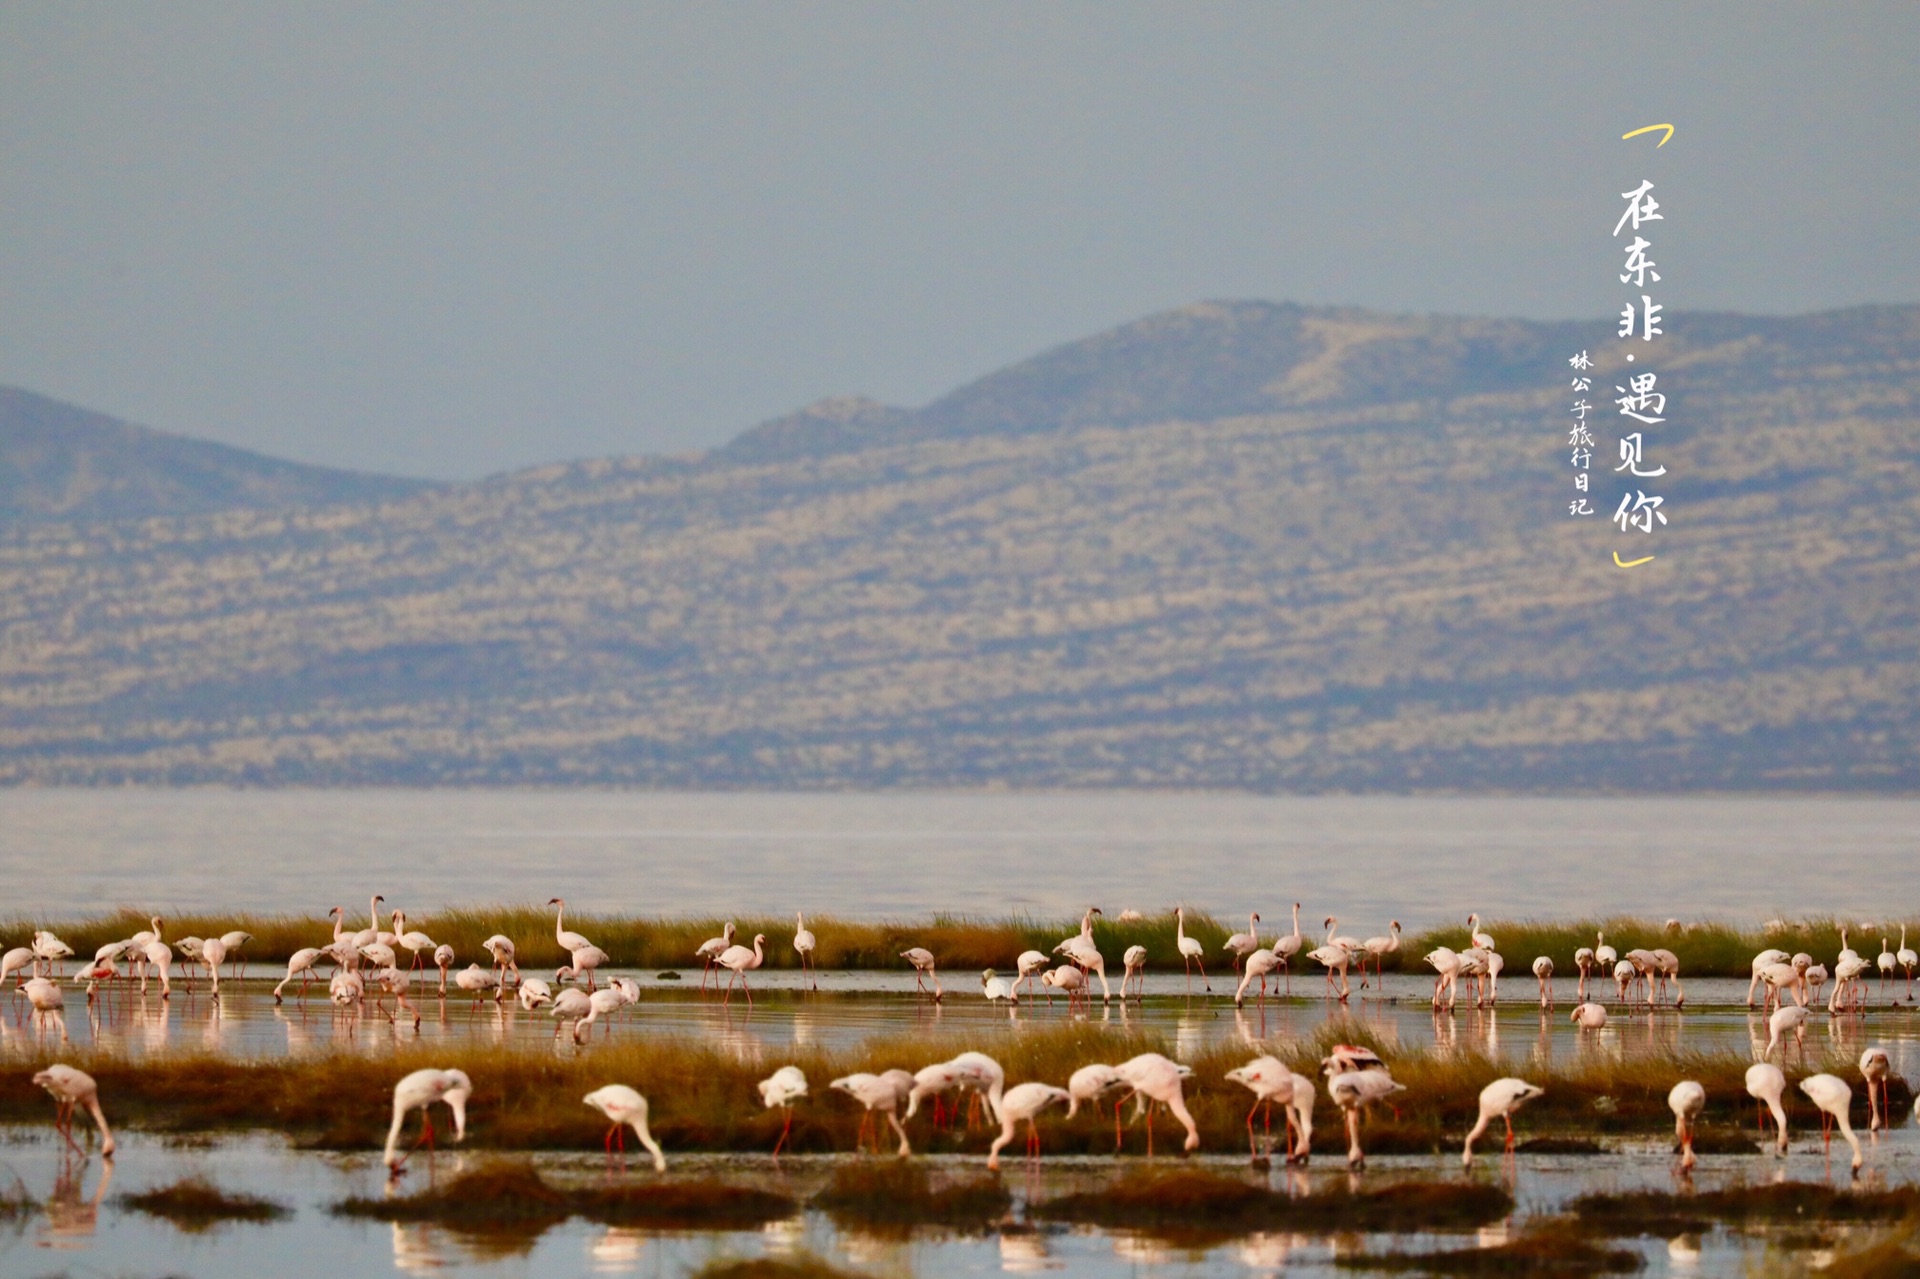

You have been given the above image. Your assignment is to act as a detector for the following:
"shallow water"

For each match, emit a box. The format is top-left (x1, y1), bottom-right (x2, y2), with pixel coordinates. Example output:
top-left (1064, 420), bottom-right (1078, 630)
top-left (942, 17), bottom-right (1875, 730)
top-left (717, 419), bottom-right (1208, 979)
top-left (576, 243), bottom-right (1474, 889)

top-left (4, 789), bottom-right (1918, 925)
top-left (4, 1129), bottom-right (1919, 1279)
top-left (9, 972), bottom-right (1920, 1078)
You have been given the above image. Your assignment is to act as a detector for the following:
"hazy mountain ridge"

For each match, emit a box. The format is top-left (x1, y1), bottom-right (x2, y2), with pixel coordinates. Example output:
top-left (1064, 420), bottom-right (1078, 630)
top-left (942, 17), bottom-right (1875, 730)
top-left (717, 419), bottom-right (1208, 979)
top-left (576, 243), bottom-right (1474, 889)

top-left (1, 301), bottom-right (1916, 790)
top-left (0, 385), bottom-right (433, 523)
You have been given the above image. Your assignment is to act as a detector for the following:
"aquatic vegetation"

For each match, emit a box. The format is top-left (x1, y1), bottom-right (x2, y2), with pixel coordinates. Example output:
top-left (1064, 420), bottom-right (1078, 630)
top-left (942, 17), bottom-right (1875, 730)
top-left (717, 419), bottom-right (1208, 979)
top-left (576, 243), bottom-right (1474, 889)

top-left (810, 1161), bottom-right (1010, 1234)
top-left (1030, 1168), bottom-right (1512, 1234)
top-left (117, 1176), bottom-right (291, 1232)
top-left (581, 1180), bottom-right (798, 1228)
top-left (1336, 1218), bottom-right (1643, 1276)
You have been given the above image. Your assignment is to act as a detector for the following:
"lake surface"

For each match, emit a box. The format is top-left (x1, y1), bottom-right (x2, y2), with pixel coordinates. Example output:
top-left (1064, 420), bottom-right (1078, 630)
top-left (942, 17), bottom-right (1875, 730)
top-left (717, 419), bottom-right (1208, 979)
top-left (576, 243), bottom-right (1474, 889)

top-left (2, 790), bottom-right (1916, 925)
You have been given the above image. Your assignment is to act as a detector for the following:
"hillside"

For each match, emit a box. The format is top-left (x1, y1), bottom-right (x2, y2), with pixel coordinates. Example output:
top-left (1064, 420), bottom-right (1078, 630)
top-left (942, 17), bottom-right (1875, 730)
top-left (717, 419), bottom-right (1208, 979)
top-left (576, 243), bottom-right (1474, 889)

top-left (0, 301), bottom-right (1916, 790)
top-left (0, 385), bottom-right (431, 522)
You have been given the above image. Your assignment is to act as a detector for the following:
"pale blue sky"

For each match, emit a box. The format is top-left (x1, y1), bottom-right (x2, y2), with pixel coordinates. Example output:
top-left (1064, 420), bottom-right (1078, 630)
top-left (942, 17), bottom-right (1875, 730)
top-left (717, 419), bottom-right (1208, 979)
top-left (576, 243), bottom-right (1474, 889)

top-left (4, 3), bottom-right (1916, 479)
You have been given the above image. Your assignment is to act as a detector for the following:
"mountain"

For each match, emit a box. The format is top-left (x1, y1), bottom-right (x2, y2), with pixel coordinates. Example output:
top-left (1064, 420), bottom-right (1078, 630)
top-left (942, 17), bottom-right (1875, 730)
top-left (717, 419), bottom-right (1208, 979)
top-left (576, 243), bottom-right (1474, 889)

top-left (1, 301), bottom-right (1916, 790)
top-left (0, 385), bottom-right (432, 522)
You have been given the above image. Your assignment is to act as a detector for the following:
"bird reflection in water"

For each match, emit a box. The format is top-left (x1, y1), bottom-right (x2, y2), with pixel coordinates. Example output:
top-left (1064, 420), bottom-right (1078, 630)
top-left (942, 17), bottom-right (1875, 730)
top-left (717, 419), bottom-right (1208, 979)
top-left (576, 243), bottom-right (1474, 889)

top-left (999, 1225), bottom-right (1059, 1272)
top-left (588, 1226), bottom-right (647, 1273)
top-left (390, 1221), bottom-right (451, 1272)
top-left (1237, 1231), bottom-right (1305, 1274)
top-left (37, 1156), bottom-right (111, 1250)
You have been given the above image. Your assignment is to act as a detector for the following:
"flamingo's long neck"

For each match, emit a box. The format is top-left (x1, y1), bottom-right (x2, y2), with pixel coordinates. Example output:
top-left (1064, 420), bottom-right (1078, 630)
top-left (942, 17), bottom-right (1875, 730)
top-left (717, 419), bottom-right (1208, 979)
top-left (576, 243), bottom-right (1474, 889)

top-left (555, 901), bottom-right (567, 944)
top-left (1290, 904), bottom-right (1301, 941)
top-left (1176, 912), bottom-right (1188, 946)
top-left (1325, 918), bottom-right (1338, 944)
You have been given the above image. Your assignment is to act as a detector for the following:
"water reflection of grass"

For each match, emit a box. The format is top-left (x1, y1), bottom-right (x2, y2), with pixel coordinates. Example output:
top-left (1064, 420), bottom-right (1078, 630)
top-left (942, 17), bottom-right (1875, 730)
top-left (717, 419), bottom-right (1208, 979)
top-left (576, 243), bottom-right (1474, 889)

top-left (1573, 1183), bottom-right (1920, 1236)
top-left (1333, 1219), bottom-right (1643, 1276)
top-left (13, 905), bottom-right (1907, 976)
top-left (693, 1255), bottom-right (869, 1279)
top-left (117, 1176), bottom-right (291, 1232)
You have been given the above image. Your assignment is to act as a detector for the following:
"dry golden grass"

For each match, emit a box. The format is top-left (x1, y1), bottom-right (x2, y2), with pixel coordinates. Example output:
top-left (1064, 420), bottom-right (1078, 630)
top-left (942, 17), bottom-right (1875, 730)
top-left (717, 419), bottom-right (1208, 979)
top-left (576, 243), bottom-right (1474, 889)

top-left (117, 1176), bottom-right (291, 1232)
top-left (1334, 1218), bottom-right (1643, 1276)
top-left (1030, 1167), bottom-right (1512, 1236)
top-left (810, 1162), bottom-right (1009, 1235)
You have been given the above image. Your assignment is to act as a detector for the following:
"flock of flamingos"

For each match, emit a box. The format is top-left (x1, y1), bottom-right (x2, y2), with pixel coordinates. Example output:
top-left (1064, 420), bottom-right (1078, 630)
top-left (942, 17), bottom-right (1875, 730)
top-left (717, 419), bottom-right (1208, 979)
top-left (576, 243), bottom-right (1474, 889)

top-left (10, 897), bottom-right (1913, 1181)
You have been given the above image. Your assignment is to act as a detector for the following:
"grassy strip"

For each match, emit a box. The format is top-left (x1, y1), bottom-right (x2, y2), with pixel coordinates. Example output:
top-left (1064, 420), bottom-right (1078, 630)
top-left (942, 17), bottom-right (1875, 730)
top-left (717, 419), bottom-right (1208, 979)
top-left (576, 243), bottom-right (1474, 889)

top-left (693, 1257), bottom-right (869, 1279)
top-left (117, 1176), bottom-right (292, 1231)
top-left (811, 1162), bottom-right (1010, 1235)
top-left (1572, 1184), bottom-right (1920, 1237)
top-left (1334, 1220), bottom-right (1643, 1276)
top-left (334, 1159), bottom-right (798, 1230)
top-left (7, 907), bottom-right (1912, 976)
top-left (0, 1025), bottom-right (1905, 1155)
top-left (1030, 1167), bottom-right (1512, 1237)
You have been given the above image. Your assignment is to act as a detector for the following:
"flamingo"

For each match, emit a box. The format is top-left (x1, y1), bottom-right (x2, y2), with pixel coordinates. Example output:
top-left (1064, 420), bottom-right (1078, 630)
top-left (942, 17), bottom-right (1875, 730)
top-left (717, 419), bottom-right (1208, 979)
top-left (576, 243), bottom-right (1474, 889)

top-left (453, 964), bottom-right (500, 1007)
top-left (1765, 1005), bottom-right (1809, 1059)
top-left (1286, 1071), bottom-right (1316, 1164)
top-left (139, 940), bottom-right (173, 998)
top-left (73, 957), bottom-right (120, 1005)
top-left (1594, 930), bottom-right (1617, 974)
top-left (24, 977), bottom-right (67, 1039)
top-left (1574, 942), bottom-right (1595, 999)
top-left (351, 896), bottom-right (387, 951)
top-left (1308, 919), bottom-right (1354, 1001)
top-left (1745, 1062), bottom-right (1790, 1155)
top-left (981, 969), bottom-right (1019, 1003)
top-left (432, 944), bottom-right (455, 995)
top-left (518, 976), bottom-right (554, 1010)
top-left (1174, 907), bottom-right (1211, 993)
top-left (1223, 911), bottom-right (1262, 973)
top-left (1066, 1064), bottom-right (1127, 1122)
top-left (549, 898), bottom-right (594, 957)
top-left (383, 1068), bottom-right (472, 1176)
top-left (1878, 938), bottom-right (1897, 995)
top-left (1900, 927), bottom-right (1917, 996)
top-left (1860, 1046), bottom-right (1892, 1131)
top-left (1113, 1053), bottom-right (1199, 1155)
top-left (1121, 945), bottom-right (1147, 999)
top-left (557, 945), bottom-right (608, 990)
top-left (31, 930), bottom-right (74, 977)
top-left (1042, 963), bottom-right (1088, 1010)
top-left (1669, 1080), bottom-right (1706, 1172)
top-left (1532, 956), bottom-right (1555, 1008)
top-left (907, 1052), bottom-right (1005, 1129)
top-left (986, 1083), bottom-right (1070, 1170)
top-left (1747, 948), bottom-right (1792, 1007)
top-left (793, 914), bottom-right (818, 991)
top-left (584, 1084), bottom-right (666, 1171)
top-left (1467, 914), bottom-right (1496, 952)
top-left (1273, 902), bottom-right (1304, 994)
top-left (696, 922), bottom-right (736, 992)
top-left (758, 1065), bottom-right (809, 1156)
top-left (1830, 954), bottom-right (1870, 1013)
top-left (1223, 1056), bottom-right (1296, 1161)
top-left (1016, 949), bottom-right (1050, 1000)
top-left (1328, 1068), bottom-right (1404, 1169)
top-left (718, 934), bottom-right (767, 1006)
top-left (33, 1064), bottom-right (114, 1158)
top-left (481, 935), bottom-right (520, 987)
top-left (1054, 907), bottom-right (1111, 1002)
top-left (1799, 1073), bottom-right (1863, 1172)
top-left (329, 968), bottom-right (365, 1008)
top-left (385, 914), bottom-right (432, 971)
top-left (375, 965), bottom-right (423, 1029)
top-left (1360, 921), bottom-right (1402, 988)
top-left (573, 985), bottom-right (633, 1043)
top-left (831, 1071), bottom-right (914, 1157)
top-left (1463, 1078), bottom-right (1544, 1166)
top-left (1234, 937), bottom-right (1286, 1007)
top-left (1425, 947), bottom-right (1463, 1010)
top-left (1754, 961), bottom-right (1806, 1012)
top-left (273, 948), bottom-right (325, 1003)
top-left (1570, 1001), bottom-right (1608, 1029)
top-left (201, 935), bottom-right (232, 996)
top-left (217, 931), bottom-right (253, 982)
top-left (549, 987), bottom-right (591, 1038)
top-left (900, 947), bottom-right (942, 1001)
top-left (3, 945), bottom-right (35, 992)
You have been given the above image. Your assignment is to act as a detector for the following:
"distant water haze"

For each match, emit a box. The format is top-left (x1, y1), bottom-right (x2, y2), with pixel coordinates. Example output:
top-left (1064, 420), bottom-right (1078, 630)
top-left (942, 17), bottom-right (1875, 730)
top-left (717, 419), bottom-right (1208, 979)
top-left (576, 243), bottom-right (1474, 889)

top-left (2, 790), bottom-right (1911, 927)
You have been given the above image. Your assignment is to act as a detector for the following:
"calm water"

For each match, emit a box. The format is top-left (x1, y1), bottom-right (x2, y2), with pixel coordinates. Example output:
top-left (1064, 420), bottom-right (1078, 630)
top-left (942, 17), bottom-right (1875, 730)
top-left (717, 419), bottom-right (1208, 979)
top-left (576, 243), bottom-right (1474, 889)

top-left (4, 1135), bottom-right (1918, 1279)
top-left (2, 790), bottom-right (1916, 925)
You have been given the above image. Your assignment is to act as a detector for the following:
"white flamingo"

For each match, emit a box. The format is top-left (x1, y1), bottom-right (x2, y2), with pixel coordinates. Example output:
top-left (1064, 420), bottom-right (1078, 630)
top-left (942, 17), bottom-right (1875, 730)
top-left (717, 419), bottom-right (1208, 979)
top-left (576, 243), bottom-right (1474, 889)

top-left (1765, 1005), bottom-right (1809, 1058)
top-left (1223, 911), bottom-right (1262, 973)
top-left (1463, 1078), bottom-right (1544, 1166)
top-left (1466, 913), bottom-right (1495, 952)
top-left (758, 1065), bottom-right (809, 1156)
top-left (1746, 1062), bottom-right (1790, 1155)
top-left (900, 947), bottom-right (942, 1001)
top-left (1360, 921), bottom-right (1402, 988)
top-left (718, 934), bottom-right (767, 1006)
top-left (1570, 1001), bottom-right (1608, 1029)
top-left (549, 898), bottom-right (594, 956)
top-left (986, 1083), bottom-right (1070, 1170)
top-left (1273, 902), bottom-right (1305, 994)
top-left (383, 1068), bottom-right (471, 1176)
top-left (1113, 1053), bottom-right (1199, 1155)
top-left (1174, 907), bottom-right (1211, 993)
top-left (24, 976), bottom-right (67, 1039)
top-left (830, 1071), bottom-right (914, 1156)
top-left (1016, 949), bottom-right (1051, 1000)
top-left (696, 922), bottom-right (736, 992)
top-left (557, 945), bottom-right (608, 990)
top-left (1799, 1073), bottom-right (1863, 1172)
top-left (1121, 945), bottom-right (1147, 999)
top-left (33, 1064), bottom-right (114, 1158)
top-left (273, 948), bottom-right (324, 1003)
top-left (793, 914), bottom-right (818, 991)
top-left (1328, 1068), bottom-right (1404, 1169)
top-left (481, 934), bottom-right (520, 987)
top-left (1860, 1046), bottom-right (1893, 1131)
top-left (1899, 927), bottom-right (1917, 996)
top-left (1669, 1080), bottom-right (1705, 1172)
top-left (1531, 956), bottom-right (1555, 1008)
top-left (432, 944), bottom-right (455, 995)
top-left (981, 969), bottom-right (1019, 1003)
top-left (583, 1084), bottom-right (666, 1171)
top-left (1223, 1056), bottom-right (1297, 1161)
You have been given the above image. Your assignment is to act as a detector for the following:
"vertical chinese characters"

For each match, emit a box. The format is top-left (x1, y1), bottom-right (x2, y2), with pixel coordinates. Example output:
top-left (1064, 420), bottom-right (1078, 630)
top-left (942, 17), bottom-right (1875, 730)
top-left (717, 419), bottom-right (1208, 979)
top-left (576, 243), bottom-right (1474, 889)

top-left (1610, 177), bottom-right (1670, 536)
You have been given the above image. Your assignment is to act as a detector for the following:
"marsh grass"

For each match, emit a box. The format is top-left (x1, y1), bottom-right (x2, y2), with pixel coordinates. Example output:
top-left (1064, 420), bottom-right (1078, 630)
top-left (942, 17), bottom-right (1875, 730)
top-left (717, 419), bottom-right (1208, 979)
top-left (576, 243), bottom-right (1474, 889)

top-left (0, 1026), bottom-right (1901, 1155)
top-left (810, 1161), bottom-right (1010, 1235)
top-left (1030, 1168), bottom-right (1511, 1236)
top-left (117, 1177), bottom-right (291, 1232)
top-left (333, 1158), bottom-right (797, 1233)
top-left (1335, 1218), bottom-right (1643, 1276)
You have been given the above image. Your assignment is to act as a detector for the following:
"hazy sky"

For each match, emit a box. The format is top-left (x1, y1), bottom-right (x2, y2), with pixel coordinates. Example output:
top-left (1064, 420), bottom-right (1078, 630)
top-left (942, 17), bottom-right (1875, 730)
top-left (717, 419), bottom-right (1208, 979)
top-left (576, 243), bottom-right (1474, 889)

top-left (5, 4), bottom-right (1917, 480)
